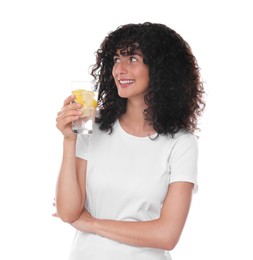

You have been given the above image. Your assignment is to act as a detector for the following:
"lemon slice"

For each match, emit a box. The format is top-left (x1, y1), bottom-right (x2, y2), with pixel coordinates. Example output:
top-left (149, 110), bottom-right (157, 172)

top-left (91, 99), bottom-right (98, 108)
top-left (72, 89), bottom-right (97, 117)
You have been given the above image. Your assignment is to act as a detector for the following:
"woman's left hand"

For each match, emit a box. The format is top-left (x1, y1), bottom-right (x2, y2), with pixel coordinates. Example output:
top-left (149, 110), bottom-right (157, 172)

top-left (52, 198), bottom-right (58, 217)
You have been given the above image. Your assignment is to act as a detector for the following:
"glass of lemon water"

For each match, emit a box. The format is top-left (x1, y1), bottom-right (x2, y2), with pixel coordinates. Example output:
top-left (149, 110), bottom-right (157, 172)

top-left (71, 80), bottom-right (99, 134)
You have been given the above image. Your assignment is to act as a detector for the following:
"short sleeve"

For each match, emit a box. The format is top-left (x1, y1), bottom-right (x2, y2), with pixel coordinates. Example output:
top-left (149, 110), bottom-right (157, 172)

top-left (75, 134), bottom-right (90, 160)
top-left (168, 133), bottom-right (198, 192)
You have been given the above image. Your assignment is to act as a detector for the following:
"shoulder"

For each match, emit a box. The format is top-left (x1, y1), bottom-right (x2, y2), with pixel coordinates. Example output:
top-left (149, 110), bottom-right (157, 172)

top-left (172, 131), bottom-right (198, 146)
top-left (168, 131), bottom-right (198, 158)
top-left (159, 131), bottom-right (198, 147)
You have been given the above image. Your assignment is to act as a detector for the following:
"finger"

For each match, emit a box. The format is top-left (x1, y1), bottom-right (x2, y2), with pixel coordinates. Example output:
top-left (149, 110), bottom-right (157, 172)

top-left (55, 115), bottom-right (80, 133)
top-left (60, 102), bottom-right (82, 114)
top-left (56, 103), bottom-right (82, 120)
top-left (56, 109), bottom-right (82, 123)
top-left (57, 103), bottom-right (82, 122)
top-left (63, 95), bottom-right (76, 107)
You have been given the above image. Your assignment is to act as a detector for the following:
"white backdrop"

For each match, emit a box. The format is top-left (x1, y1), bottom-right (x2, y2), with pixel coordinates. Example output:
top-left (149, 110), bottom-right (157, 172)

top-left (0, 0), bottom-right (252, 259)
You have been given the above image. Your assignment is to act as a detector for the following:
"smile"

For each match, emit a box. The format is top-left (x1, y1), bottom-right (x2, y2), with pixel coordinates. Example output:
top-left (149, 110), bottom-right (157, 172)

top-left (119, 80), bottom-right (135, 87)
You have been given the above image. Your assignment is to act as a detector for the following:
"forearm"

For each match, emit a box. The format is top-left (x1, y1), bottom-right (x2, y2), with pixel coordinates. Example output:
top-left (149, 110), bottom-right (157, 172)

top-left (73, 210), bottom-right (177, 251)
top-left (91, 218), bottom-right (176, 250)
top-left (71, 183), bottom-right (192, 250)
top-left (56, 138), bottom-right (84, 222)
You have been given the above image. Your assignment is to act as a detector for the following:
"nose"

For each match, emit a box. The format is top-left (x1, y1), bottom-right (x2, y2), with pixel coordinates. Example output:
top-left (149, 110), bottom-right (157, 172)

top-left (114, 60), bottom-right (127, 75)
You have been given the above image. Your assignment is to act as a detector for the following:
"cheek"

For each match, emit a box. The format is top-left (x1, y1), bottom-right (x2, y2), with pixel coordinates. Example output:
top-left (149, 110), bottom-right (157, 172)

top-left (140, 69), bottom-right (149, 86)
top-left (112, 66), bottom-right (117, 79)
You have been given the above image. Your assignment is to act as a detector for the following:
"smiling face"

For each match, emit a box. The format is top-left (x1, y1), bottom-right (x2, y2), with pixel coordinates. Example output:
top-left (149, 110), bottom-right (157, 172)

top-left (112, 48), bottom-right (149, 101)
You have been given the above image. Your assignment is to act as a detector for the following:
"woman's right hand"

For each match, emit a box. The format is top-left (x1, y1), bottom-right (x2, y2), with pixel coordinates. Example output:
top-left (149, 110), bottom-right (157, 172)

top-left (56, 95), bottom-right (83, 139)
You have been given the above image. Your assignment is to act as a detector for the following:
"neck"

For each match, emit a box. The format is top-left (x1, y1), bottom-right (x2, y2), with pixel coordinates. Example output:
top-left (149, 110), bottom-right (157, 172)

top-left (119, 100), bottom-right (155, 137)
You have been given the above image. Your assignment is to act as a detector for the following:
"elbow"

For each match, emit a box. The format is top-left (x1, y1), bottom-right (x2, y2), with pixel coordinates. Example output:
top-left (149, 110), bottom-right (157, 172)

top-left (155, 221), bottom-right (181, 250)
top-left (159, 236), bottom-right (179, 251)
top-left (162, 241), bottom-right (177, 251)
top-left (58, 214), bottom-right (78, 224)
top-left (56, 209), bottom-right (81, 223)
top-left (55, 200), bottom-right (83, 223)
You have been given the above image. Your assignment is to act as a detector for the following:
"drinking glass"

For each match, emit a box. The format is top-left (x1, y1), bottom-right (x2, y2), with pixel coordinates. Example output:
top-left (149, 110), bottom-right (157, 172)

top-left (71, 80), bottom-right (98, 134)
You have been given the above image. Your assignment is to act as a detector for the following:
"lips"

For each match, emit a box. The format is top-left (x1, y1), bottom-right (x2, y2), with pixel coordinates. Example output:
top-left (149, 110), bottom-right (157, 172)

top-left (118, 79), bottom-right (135, 88)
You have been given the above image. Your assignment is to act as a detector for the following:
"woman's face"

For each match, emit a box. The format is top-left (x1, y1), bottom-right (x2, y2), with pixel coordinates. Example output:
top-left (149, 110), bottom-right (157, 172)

top-left (112, 48), bottom-right (149, 101)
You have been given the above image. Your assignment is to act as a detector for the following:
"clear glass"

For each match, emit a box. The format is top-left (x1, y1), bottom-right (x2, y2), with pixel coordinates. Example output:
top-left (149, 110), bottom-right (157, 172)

top-left (71, 80), bottom-right (98, 134)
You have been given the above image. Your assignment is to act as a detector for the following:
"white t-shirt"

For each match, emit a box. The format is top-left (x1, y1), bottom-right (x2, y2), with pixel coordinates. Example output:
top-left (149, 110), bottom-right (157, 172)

top-left (68, 120), bottom-right (198, 260)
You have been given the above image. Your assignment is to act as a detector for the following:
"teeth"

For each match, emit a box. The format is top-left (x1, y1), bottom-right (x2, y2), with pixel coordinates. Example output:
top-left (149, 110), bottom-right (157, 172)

top-left (119, 80), bottom-right (134, 84)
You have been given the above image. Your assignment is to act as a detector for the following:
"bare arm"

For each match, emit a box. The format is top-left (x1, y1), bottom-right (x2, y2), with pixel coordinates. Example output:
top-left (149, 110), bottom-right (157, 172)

top-left (72, 182), bottom-right (193, 250)
top-left (55, 142), bottom-right (87, 223)
top-left (55, 95), bottom-right (87, 223)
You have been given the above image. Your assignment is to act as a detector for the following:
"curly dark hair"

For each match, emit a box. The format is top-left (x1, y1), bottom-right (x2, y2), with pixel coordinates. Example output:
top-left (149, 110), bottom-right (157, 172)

top-left (91, 22), bottom-right (205, 136)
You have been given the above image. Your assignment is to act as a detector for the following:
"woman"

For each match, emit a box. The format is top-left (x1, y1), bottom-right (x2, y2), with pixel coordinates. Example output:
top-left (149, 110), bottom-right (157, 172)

top-left (55, 22), bottom-right (205, 260)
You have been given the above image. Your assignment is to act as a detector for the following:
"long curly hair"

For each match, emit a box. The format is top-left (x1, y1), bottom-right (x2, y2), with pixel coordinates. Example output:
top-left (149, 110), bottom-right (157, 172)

top-left (91, 22), bottom-right (205, 136)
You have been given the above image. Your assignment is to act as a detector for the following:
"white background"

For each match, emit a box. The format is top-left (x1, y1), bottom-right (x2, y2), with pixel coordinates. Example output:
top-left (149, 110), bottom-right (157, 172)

top-left (0, 0), bottom-right (252, 259)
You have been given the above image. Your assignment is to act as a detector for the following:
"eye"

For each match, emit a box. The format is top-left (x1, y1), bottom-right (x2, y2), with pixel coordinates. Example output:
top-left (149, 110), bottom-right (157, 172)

top-left (129, 56), bottom-right (137, 62)
top-left (113, 57), bottom-right (120, 63)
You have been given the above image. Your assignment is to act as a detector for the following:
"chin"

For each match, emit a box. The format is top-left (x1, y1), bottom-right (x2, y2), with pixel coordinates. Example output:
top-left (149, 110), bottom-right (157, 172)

top-left (118, 93), bottom-right (129, 99)
top-left (117, 89), bottom-right (130, 98)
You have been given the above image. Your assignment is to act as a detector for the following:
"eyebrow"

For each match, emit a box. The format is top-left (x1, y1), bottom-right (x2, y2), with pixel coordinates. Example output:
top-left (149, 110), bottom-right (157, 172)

top-left (113, 51), bottom-right (143, 57)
